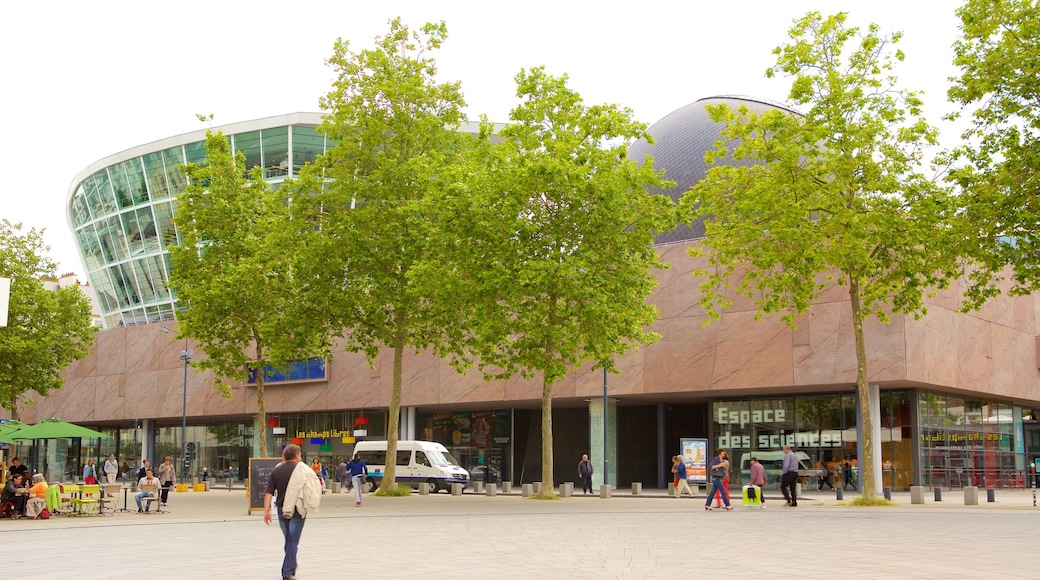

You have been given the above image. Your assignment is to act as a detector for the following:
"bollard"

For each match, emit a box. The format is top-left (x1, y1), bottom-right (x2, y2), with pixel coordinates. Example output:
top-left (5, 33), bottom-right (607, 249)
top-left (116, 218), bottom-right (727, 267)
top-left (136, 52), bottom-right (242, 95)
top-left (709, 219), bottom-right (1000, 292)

top-left (883, 488), bottom-right (892, 501)
top-left (964, 486), bottom-right (978, 505)
top-left (910, 486), bottom-right (925, 504)
top-left (667, 482), bottom-right (675, 496)
top-left (474, 481), bottom-right (484, 493)
top-left (451, 483), bottom-right (463, 496)
top-left (559, 483), bottom-right (570, 498)
top-left (521, 483), bottom-right (533, 497)
top-left (533, 482), bottom-right (542, 494)
top-left (986, 488), bottom-right (995, 503)
top-left (836, 488), bottom-right (844, 501)
top-left (502, 481), bottom-right (512, 494)
top-left (934, 487), bottom-right (942, 502)
top-left (419, 483), bottom-right (429, 496)
top-left (227, 477), bottom-right (233, 492)
top-left (330, 481), bottom-right (340, 494)
top-left (632, 482), bottom-right (642, 495)
top-left (486, 483), bottom-right (497, 497)
top-left (566, 482), bottom-right (574, 497)
top-left (599, 484), bottom-right (612, 499)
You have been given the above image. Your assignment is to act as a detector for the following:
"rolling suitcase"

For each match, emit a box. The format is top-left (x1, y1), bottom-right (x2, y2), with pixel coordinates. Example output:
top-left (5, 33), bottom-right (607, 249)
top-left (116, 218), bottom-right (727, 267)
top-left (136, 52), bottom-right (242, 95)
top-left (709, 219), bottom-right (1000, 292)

top-left (742, 484), bottom-right (762, 507)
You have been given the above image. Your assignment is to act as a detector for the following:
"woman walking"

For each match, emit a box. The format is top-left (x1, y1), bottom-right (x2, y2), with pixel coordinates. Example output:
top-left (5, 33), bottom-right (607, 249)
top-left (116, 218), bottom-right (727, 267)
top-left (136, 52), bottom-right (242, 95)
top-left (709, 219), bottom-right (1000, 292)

top-left (346, 453), bottom-right (368, 507)
top-left (705, 448), bottom-right (732, 511)
top-left (156, 456), bottom-right (176, 506)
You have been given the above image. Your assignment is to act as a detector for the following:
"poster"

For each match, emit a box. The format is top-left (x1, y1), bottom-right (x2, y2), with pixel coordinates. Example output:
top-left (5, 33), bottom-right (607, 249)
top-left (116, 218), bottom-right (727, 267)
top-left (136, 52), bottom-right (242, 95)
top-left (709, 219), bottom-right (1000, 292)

top-left (680, 438), bottom-right (708, 483)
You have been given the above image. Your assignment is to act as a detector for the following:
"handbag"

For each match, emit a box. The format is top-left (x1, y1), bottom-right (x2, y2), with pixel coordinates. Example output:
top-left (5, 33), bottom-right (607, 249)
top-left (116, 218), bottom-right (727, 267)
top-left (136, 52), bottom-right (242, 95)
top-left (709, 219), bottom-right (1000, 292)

top-left (710, 467), bottom-right (726, 479)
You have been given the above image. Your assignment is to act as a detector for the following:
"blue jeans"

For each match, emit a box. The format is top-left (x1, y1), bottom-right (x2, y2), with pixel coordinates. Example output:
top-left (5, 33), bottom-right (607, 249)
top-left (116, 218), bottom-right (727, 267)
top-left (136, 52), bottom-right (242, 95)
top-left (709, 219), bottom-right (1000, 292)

top-left (352, 475), bottom-right (364, 503)
top-left (581, 474), bottom-right (593, 493)
top-left (705, 478), bottom-right (730, 507)
top-left (135, 491), bottom-right (154, 511)
top-left (277, 509), bottom-right (306, 578)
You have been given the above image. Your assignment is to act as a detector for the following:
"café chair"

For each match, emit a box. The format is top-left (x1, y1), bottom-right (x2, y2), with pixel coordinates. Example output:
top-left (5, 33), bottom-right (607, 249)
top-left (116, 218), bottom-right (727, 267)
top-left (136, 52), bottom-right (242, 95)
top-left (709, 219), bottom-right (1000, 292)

top-left (71, 484), bottom-right (101, 516)
top-left (99, 484), bottom-right (121, 515)
top-left (138, 483), bottom-right (165, 513)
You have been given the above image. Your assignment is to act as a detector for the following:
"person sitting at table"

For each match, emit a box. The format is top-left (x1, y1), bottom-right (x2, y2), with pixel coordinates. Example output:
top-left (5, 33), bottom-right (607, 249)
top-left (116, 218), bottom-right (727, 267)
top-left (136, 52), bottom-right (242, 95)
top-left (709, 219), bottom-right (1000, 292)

top-left (135, 468), bottom-right (161, 513)
top-left (8, 457), bottom-right (28, 481)
top-left (2, 472), bottom-right (28, 517)
top-left (24, 474), bottom-right (48, 519)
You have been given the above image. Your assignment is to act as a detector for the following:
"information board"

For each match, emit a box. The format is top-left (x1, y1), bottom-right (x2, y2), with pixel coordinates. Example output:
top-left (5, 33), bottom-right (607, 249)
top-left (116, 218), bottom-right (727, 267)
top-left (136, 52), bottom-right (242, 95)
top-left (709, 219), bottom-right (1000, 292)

top-left (247, 457), bottom-right (282, 514)
top-left (680, 438), bottom-right (709, 484)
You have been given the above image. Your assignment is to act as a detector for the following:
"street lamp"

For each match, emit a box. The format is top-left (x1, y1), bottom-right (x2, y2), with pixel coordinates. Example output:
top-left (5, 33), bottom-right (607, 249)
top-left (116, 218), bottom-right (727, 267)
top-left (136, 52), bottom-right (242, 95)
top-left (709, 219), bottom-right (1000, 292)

top-left (161, 327), bottom-right (191, 482)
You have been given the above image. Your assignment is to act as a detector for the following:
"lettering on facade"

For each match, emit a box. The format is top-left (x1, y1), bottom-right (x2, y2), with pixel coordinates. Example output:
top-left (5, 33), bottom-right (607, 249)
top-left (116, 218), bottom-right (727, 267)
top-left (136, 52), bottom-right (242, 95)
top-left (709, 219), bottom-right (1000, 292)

top-left (296, 429), bottom-right (353, 438)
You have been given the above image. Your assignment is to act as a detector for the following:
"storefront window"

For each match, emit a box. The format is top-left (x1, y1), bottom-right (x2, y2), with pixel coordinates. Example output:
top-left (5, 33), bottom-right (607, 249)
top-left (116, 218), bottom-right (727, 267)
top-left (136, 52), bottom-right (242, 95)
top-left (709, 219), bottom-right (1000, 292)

top-left (417, 410), bottom-right (511, 484)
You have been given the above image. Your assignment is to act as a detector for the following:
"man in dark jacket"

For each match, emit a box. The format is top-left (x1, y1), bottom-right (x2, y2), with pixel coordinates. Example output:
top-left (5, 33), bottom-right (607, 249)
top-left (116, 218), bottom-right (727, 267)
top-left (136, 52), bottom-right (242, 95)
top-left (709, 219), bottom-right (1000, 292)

top-left (578, 454), bottom-right (594, 494)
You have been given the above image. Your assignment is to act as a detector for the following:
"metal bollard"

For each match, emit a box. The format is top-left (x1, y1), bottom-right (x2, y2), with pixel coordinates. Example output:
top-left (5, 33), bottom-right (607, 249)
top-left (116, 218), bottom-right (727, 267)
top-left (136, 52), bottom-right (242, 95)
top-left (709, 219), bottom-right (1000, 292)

top-left (836, 488), bottom-right (844, 500)
top-left (934, 487), bottom-right (942, 502)
top-left (883, 488), bottom-right (892, 500)
top-left (987, 488), bottom-right (995, 503)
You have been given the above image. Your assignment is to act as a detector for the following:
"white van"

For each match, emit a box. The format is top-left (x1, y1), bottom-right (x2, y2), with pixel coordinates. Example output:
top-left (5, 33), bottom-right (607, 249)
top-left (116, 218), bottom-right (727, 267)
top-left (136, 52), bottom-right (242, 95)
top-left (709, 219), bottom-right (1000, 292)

top-left (738, 451), bottom-right (819, 486)
top-left (353, 440), bottom-right (470, 493)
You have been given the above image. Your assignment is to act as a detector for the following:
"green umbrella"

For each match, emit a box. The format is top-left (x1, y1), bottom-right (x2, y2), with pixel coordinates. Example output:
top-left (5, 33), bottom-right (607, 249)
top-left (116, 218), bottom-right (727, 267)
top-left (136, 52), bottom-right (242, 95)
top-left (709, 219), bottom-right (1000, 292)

top-left (0, 420), bottom-right (28, 442)
top-left (9, 418), bottom-right (110, 440)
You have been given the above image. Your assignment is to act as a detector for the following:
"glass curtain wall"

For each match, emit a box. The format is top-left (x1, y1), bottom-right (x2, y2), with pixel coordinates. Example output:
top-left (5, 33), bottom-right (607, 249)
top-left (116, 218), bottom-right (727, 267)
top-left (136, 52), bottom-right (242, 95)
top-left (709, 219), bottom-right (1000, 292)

top-left (919, 391), bottom-right (1018, 488)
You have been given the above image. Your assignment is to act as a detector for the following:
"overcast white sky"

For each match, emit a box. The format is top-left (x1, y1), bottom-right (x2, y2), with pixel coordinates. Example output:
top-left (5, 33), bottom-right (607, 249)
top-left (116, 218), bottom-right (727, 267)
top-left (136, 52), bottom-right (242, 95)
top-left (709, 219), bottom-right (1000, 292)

top-left (1, 1), bottom-right (964, 277)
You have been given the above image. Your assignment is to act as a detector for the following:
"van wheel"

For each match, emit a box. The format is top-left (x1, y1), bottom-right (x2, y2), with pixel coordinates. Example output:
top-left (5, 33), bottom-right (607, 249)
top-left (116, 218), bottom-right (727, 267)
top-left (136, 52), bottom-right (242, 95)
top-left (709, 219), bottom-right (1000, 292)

top-left (427, 479), bottom-right (439, 494)
top-left (368, 480), bottom-right (378, 493)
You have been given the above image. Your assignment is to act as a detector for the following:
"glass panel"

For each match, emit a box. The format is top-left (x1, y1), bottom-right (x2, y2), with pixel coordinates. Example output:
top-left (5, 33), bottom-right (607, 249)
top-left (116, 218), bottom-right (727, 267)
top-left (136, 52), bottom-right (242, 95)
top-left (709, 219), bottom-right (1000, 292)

top-left (154, 202), bottom-right (177, 250)
top-left (164, 146), bottom-right (188, 195)
top-left (70, 186), bottom-right (92, 227)
top-left (76, 227), bottom-right (104, 273)
top-left (184, 141), bottom-right (207, 166)
top-left (123, 158), bottom-right (149, 205)
top-left (289, 360), bottom-right (308, 381)
top-left (96, 216), bottom-right (128, 262)
top-left (109, 164), bottom-right (134, 209)
top-left (308, 358), bottom-right (325, 379)
top-left (292, 125), bottom-right (324, 174)
top-left (143, 151), bottom-right (170, 200)
top-left (133, 255), bottom-right (168, 304)
top-left (121, 210), bottom-right (146, 257)
top-left (262, 127), bottom-right (289, 178)
top-left (111, 263), bottom-right (142, 307)
top-left (84, 171), bottom-right (117, 217)
top-left (234, 131), bottom-right (262, 175)
top-left (90, 265), bottom-right (119, 313)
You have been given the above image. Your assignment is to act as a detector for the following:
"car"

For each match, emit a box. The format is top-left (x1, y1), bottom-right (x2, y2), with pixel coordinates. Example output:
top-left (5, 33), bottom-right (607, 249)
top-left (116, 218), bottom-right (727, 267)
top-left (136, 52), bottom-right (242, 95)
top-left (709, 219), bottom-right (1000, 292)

top-left (469, 465), bottom-right (500, 484)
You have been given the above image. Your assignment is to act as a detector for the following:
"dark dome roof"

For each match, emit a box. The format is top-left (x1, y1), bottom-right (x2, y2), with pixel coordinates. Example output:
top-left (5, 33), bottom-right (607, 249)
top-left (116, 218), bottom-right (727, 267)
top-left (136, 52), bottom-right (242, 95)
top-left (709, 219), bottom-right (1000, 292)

top-left (630, 96), bottom-right (798, 244)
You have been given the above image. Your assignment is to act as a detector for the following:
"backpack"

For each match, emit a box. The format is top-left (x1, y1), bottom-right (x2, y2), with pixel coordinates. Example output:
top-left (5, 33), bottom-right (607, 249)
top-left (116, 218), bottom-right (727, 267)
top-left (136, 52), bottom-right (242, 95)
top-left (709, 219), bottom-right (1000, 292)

top-left (38, 508), bottom-right (50, 520)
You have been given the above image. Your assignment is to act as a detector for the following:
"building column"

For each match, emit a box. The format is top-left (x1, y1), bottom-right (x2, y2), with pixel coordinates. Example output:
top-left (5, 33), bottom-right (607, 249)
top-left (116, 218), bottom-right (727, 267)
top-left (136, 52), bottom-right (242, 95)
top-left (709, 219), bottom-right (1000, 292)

top-left (589, 398), bottom-right (617, 487)
top-left (657, 403), bottom-right (666, 489)
top-left (400, 407), bottom-right (416, 441)
top-left (140, 419), bottom-right (155, 465)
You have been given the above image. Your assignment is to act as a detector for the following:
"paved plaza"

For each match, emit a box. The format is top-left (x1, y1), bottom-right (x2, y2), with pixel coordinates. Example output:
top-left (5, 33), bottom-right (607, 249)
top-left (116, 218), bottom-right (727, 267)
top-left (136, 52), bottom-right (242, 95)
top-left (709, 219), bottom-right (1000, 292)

top-left (2, 485), bottom-right (1038, 579)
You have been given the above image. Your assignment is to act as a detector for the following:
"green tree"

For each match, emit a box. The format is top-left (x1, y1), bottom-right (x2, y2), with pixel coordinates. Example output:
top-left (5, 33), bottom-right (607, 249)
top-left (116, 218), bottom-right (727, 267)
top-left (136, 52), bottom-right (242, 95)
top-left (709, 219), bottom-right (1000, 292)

top-left (0, 220), bottom-right (96, 419)
top-left (679, 13), bottom-right (960, 500)
top-left (305, 19), bottom-right (471, 491)
top-left (422, 67), bottom-right (675, 496)
top-left (171, 130), bottom-right (328, 458)
top-left (944, 0), bottom-right (1040, 301)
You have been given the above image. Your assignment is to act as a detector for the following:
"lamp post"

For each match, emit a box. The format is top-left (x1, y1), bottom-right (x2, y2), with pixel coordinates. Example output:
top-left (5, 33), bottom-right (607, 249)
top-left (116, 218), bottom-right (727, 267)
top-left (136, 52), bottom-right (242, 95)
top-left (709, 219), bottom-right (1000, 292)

top-left (180, 339), bottom-right (191, 483)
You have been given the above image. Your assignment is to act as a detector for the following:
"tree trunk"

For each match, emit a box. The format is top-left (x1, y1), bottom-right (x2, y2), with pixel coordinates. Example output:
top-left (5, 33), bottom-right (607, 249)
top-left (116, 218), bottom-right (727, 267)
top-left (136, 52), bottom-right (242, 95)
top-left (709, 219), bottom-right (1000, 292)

top-left (849, 280), bottom-right (877, 500)
top-left (381, 319), bottom-right (406, 492)
top-left (541, 374), bottom-right (554, 495)
top-left (255, 341), bottom-right (267, 458)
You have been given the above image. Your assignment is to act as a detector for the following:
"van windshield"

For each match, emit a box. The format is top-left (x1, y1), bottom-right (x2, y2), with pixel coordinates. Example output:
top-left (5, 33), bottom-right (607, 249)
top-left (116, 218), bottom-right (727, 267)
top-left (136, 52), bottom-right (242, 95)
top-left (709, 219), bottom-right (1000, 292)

top-left (426, 450), bottom-right (460, 467)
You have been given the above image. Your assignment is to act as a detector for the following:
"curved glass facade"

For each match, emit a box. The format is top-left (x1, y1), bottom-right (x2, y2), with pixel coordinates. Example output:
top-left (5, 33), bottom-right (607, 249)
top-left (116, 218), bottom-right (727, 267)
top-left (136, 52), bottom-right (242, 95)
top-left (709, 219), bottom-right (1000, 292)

top-left (66, 114), bottom-right (329, 328)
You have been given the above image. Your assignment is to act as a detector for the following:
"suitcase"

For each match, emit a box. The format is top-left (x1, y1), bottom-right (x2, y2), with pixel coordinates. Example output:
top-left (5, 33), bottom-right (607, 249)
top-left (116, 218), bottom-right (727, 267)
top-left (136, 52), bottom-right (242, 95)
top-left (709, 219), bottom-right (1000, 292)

top-left (742, 485), bottom-right (762, 507)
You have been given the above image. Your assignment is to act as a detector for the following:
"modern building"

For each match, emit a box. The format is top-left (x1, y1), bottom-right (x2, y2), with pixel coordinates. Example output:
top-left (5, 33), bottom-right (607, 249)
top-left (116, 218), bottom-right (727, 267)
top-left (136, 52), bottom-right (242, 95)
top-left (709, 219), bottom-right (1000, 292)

top-left (11, 98), bottom-right (1040, 490)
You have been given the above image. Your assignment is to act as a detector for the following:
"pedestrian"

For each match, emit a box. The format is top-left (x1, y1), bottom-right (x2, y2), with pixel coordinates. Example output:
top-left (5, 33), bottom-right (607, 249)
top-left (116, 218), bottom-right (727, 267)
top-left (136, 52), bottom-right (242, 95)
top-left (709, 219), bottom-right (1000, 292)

top-left (138, 459), bottom-right (151, 480)
top-left (346, 453), bottom-right (368, 507)
top-left (310, 457), bottom-right (324, 494)
top-left (103, 454), bottom-right (119, 485)
top-left (673, 455), bottom-right (694, 499)
top-left (82, 458), bottom-right (98, 485)
top-left (712, 449), bottom-right (732, 508)
top-left (780, 445), bottom-right (799, 507)
top-left (578, 454), bottom-right (594, 494)
top-left (156, 456), bottom-right (176, 506)
top-left (263, 444), bottom-right (322, 580)
top-left (705, 448), bottom-right (732, 510)
top-left (818, 460), bottom-right (833, 491)
top-left (120, 461), bottom-right (130, 480)
top-left (748, 456), bottom-right (767, 508)
top-left (843, 459), bottom-right (857, 490)
top-left (201, 465), bottom-right (209, 482)
top-left (336, 458), bottom-right (349, 492)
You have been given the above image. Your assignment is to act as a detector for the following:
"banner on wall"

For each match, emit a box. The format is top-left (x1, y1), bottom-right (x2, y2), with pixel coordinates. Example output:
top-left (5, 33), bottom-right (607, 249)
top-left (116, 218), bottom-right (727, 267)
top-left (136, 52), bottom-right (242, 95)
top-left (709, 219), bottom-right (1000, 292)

top-left (471, 412), bottom-right (491, 447)
top-left (680, 438), bottom-right (708, 483)
top-left (451, 412), bottom-right (471, 445)
top-left (492, 411), bottom-right (510, 444)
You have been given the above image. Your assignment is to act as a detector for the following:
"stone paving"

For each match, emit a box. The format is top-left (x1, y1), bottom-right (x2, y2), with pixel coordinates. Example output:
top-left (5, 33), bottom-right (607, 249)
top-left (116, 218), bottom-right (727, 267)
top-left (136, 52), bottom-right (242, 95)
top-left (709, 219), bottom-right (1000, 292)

top-left (2, 485), bottom-right (1038, 579)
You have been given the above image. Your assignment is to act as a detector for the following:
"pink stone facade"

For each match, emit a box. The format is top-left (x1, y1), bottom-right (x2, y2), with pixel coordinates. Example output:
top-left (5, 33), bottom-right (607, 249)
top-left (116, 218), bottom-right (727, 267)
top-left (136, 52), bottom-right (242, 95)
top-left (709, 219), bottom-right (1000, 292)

top-left (21, 241), bottom-right (1040, 425)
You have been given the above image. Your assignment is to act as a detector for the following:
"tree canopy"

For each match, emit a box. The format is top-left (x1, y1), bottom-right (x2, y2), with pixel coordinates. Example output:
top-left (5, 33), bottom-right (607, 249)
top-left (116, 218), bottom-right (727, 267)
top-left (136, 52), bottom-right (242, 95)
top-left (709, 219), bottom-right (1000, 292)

top-left (679, 12), bottom-right (960, 500)
top-left (945, 0), bottom-right (1040, 300)
top-left (303, 18), bottom-right (472, 490)
top-left (0, 220), bottom-right (96, 418)
top-left (420, 67), bottom-right (675, 494)
top-left (171, 130), bottom-right (328, 458)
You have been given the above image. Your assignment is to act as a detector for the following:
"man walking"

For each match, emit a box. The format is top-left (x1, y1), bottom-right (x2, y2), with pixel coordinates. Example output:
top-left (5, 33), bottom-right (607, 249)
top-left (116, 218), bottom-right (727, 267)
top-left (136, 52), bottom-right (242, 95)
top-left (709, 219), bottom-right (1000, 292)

top-left (749, 456), bottom-right (767, 508)
top-left (578, 454), bottom-right (594, 494)
top-left (780, 445), bottom-right (799, 507)
top-left (264, 444), bottom-right (321, 580)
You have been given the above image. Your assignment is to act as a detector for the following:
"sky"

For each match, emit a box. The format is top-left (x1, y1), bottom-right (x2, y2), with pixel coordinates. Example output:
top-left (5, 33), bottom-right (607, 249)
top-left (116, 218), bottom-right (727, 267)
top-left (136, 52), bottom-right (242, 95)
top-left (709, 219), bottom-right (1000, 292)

top-left (0, 0), bottom-right (965, 277)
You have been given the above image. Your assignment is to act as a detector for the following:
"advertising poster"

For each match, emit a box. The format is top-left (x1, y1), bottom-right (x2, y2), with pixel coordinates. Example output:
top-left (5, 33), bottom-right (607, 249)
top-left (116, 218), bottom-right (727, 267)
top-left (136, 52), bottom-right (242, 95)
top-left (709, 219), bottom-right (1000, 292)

top-left (492, 410), bottom-right (511, 444)
top-left (680, 438), bottom-right (708, 483)
top-left (471, 411), bottom-right (491, 447)
top-left (451, 412), bottom-right (472, 445)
